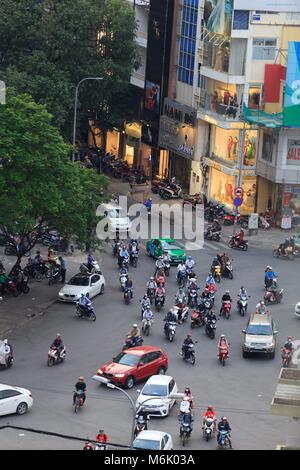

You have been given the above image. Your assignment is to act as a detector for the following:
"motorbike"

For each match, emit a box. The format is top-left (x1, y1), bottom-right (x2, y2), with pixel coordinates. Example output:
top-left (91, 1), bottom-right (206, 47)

top-left (155, 294), bottom-right (165, 312)
top-left (220, 300), bottom-right (232, 319)
top-left (142, 319), bottom-right (152, 336)
top-left (182, 343), bottom-right (196, 365)
top-left (205, 204), bottom-right (226, 222)
top-left (203, 418), bottom-right (215, 441)
top-left (118, 256), bottom-right (129, 269)
top-left (207, 284), bottom-right (216, 306)
top-left (281, 348), bottom-right (292, 367)
top-left (218, 344), bottom-right (229, 366)
top-left (187, 289), bottom-right (198, 308)
top-left (47, 346), bottom-right (66, 367)
top-left (122, 336), bottom-right (144, 350)
top-left (204, 227), bottom-right (221, 242)
top-left (48, 265), bottom-right (62, 285)
top-left (176, 301), bottom-right (189, 323)
top-left (163, 262), bottom-right (170, 277)
top-left (16, 277), bottom-right (30, 295)
top-left (159, 184), bottom-right (183, 200)
top-left (264, 288), bottom-right (283, 305)
top-left (112, 240), bottom-right (121, 257)
top-left (217, 430), bottom-right (231, 449)
top-left (229, 236), bottom-right (248, 251)
top-left (24, 262), bottom-right (50, 282)
top-left (273, 246), bottom-right (295, 260)
top-left (2, 280), bottom-right (19, 297)
top-left (183, 193), bottom-right (203, 209)
top-left (80, 260), bottom-right (101, 274)
top-left (4, 243), bottom-right (31, 257)
top-left (134, 415), bottom-right (149, 438)
top-left (130, 252), bottom-right (139, 268)
top-left (179, 414), bottom-right (193, 446)
top-left (190, 310), bottom-right (206, 329)
top-left (165, 321), bottom-right (177, 342)
top-left (147, 287), bottom-right (156, 305)
top-left (119, 273), bottom-right (128, 291)
top-left (74, 390), bottom-right (85, 413)
top-left (211, 265), bottom-right (222, 283)
top-left (0, 353), bottom-right (13, 370)
top-left (205, 318), bottom-right (217, 339)
top-left (151, 179), bottom-right (169, 195)
top-left (223, 213), bottom-right (248, 228)
top-left (222, 260), bottom-right (233, 279)
top-left (177, 270), bottom-right (187, 288)
top-left (237, 295), bottom-right (248, 316)
top-left (203, 297), bottom-right (214, 315)
top-left (124, 288), bottom-right (132, 305)
top-left (76, 303), bottom-right (96, 321)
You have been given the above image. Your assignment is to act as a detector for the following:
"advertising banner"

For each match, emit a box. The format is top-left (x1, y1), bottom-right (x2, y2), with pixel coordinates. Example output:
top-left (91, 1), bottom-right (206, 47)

top-left (234, 0), bottom-right (300, 12)
top-left (159, 116), bottom-right (196, 160)
top-left (283, 42), bottom-right (300, 127)
top-left (287, 139), bottom-right (300, 164)
top-left (204, 0), bottom-right (233, 37)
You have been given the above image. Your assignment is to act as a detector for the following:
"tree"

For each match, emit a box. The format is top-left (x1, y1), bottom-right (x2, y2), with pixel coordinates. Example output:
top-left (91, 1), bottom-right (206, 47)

top-left (0, 91), bottom-right (108, 272)
top-left (0, 0), bottom-right (139, 139)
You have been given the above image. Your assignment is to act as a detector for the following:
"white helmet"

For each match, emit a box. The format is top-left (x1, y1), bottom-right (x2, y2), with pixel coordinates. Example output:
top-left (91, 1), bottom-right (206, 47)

top-left (133, 324), bottom-right (138, 328)
top-left (3, 339), bottom-right (8, 345)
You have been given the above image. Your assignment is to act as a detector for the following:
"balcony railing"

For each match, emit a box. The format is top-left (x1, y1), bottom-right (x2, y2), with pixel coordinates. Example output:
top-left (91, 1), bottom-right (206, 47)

top-left (198, 89), bottom-right (242, 122)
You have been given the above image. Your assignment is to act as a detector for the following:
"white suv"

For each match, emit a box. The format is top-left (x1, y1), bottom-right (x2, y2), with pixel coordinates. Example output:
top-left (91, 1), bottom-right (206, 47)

top-left (101, 203), bottom-right (132, 233)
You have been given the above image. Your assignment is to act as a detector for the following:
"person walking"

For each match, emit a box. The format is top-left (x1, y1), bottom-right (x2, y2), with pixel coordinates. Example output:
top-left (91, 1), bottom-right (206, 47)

top-left (59, 256), bottom-right (67, 284)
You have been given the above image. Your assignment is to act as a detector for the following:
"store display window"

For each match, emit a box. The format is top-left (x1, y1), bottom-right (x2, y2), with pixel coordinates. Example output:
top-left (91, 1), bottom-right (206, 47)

top-left (248, 86), bottom-right (261, 109)
top-left (209, 168), bottom-right (235, 210)
top-left (240, 178), bottom-right (257, 214)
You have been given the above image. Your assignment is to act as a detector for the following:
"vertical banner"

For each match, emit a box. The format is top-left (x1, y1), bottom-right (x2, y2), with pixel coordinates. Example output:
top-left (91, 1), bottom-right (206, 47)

top-left (283, 42), bottom-right (300, 127)
top-left (203, 0), bottom-right (233, 37)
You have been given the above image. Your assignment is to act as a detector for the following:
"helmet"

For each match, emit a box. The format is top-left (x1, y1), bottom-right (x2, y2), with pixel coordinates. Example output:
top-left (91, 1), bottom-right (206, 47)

top-left (207, 405), bottom-right (214, 411)
top-left (145, 305), bottom-right (150, 310)
top-left (99, 429), bottom-right (104, 434)
top-left (133, 324), bottom-right (138, 328)
top-left (188, 256), bottom-right (192, 260)
top-left (226, 290), bottom-right (229, 294)
top-left (221, 416), bottom-right (227, 421)
top-left (260, 300), bottom-right (265, 305)
top-left (269, 267), bottom-right (273, 270)
top-left (287, 336), bottom-right (292, 340)
top-left (150, 276), bottom-right (154, 280)
top-left (187, 332), bottom-right (192, 338)
top-left (241, 286), bottom-right (244, 290)
top-left (184, 387), bottom-right (191, 393)
top-left (240, 228), bottom-right (244, 232)
top-left (159, 256), bottom-right (163, 260)
top-left (143, 294), bottom-right (148, 299)
top-left (56, 333), bottom-right (61, 338)
top-left (78, 376), bottom-right (85, 381)
top-left (220, 334), bottom-right (225, 339)
top-left (3, 339), bottom-right (8, 345)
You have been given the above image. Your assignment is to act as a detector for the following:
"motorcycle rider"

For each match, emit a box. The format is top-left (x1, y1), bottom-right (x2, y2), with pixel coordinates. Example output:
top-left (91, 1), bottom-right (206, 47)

top-left (129, 239), bottom-right (139, 255)
top-left (175, 287), bottom-right (187, 304)
top-left (238, 285), bottom-right (248, 300)
top-left (284, 336), bottom-right (294, 352)
top-left (279, 238), bottom-right (292, 256)
top-left (185, 256), bottom-right (195, 272)
top-left (144, 198), bottom-right (153, 214)
top-left (0, 339), bottom-right (12, 366)
top-left (264, 266), bottom-right (277, 289)
top-left (83, 441), bottom-right (94, 451)
top-left (206, 272), bottom-right (216, 287)
top-left (211, 256), bottom-right (222, 271)
top-left (155, 284), bottom-right (165, 306)
top-left (118, 245), bottom-right (129, 266)
top-left (206, 309), bottom-right (217, 323)
top-left (232, 228), bottom-right (245, 247)
top-left (147, 276), bottom-right (157, 297)
top-left (155, 256), bottom-right (165, 274)
top-left (220, 291), bottom-right (232, 316)
top-left (87, 253), bottom-right (96, 272)
top-left (184, 387), bottom-right (194, 410)
top-left (140, 294), bottom-right (151, 314)
top-left (95, 429), bottom-right (108, 450)
top-left (201, 287), bottom-right (210, 300)
top-left (125, 276), bottom-right (133, 298)
top-left (119, 263), bottom-right (128, 277)
top-left (142, 305), bottom-right (154, 330)
top-left (164, 308), bottom-right (178, 334)
top-left (256, 300), bottom-right (267, 315)
top-left (79, 293), bottom-right (94, 317)
top-left (207, 219), bottom-right (222, 238)
top-left (126, 324), bottom-right (141, 347)
top-left (266, 278), bottom-right (280, 302)
top-left (162, 251), bottom-right (171, 268)
top-left (218, 334), bottom-right (229, 354)
top-left (73, 376), bottom-right (87, 405)
top-left (203, 406), bottom-right (217, 433)
top-left (50, 333), bottom-right (65, 358)
top-left (217, 416), bottom-right (232, 448)
top-left (181, 332), bottom-right (194, 357)
top-left (177, 262), bottom-right (187, 283)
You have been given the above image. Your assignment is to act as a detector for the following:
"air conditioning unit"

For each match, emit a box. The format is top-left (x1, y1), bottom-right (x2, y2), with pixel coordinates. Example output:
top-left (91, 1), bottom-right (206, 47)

top-left (251, 13), bottom-right (261, 22)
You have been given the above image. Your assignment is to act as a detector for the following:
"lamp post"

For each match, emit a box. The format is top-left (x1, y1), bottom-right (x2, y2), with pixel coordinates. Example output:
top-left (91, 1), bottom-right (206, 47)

top-left (93, 375), bottom-right (184, 449)
top-left (72, 77), bottom-right (104, 162)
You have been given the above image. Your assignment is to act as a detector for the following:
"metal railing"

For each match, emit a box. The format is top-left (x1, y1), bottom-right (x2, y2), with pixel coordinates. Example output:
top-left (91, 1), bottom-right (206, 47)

top-left (198, 89), bottom-right (242, 121)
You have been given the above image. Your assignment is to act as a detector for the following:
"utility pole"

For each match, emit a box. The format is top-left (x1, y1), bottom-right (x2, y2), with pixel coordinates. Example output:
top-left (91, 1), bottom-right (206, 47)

top-left (233, 126), bottom-right (246, 235)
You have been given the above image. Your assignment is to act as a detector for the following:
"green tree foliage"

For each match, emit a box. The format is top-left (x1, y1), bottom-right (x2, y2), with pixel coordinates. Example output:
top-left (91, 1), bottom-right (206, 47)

top-left (0, 92), bottom-right (108, 270)
top-left (0, 0), bottom-right (139, 138)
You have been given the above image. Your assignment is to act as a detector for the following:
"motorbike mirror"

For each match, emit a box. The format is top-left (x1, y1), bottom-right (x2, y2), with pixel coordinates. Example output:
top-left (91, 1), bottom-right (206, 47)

top-left (242, 329), bottom-right (246, 333)
top-left (136, 389), bottom-right (141, 393)
top-left (274, 331), bottom-right (278, 335)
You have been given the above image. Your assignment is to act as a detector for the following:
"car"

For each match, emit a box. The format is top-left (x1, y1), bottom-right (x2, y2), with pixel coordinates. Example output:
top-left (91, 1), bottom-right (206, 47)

top-left (146, 238), bottom-right (186, 265)
top-left (242, 313), bottom-right (278, 359)
top-left (101, 203), bottom-right (132, 233)
top-left (95, 346), bottom-right (168, 389)
top-left (133, 430), bottom-right (173, 450)
top-left (136, 375), bottom-right (178, 417)
top-left (295, 301), bottom-right (300, 318)
top-left (58, 272), bottom-right (105, 302)
top-left (0, 383), bottom-right (33, 416)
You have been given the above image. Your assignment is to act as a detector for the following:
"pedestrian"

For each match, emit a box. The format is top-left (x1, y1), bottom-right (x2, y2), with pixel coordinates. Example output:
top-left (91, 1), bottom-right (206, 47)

top-left (58, 256), bottom-right (67, 284)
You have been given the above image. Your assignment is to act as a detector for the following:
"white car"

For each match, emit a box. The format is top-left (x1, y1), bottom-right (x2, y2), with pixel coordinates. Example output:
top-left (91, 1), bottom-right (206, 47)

top-left (295, 301), bottom-right (300, 317)
top-left (136, 375), bottom-right (178, 417)
top-left (133, 430), bottom-right (173, 450)
top-left (58, 272), bottom-right (105, 302)
top-left (0, 383), bottom-right (33, 416)
top-left (101, 203), bottom-right (132, 233)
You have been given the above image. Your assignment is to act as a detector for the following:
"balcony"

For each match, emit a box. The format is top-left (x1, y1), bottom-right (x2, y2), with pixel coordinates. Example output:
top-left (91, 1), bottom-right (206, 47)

top-left (197, 89), bottom-right (244, 128)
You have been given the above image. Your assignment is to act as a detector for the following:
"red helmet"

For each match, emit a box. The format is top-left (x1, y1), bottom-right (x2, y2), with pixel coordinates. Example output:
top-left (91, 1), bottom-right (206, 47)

top-left (187, 332), bottom-right (192, 338)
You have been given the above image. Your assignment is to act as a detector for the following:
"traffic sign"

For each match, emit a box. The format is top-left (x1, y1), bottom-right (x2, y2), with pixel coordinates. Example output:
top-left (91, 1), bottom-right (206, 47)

top-left (233, 197), bottom-right (243, 207)
top-left (235, 187), bottom-right (244, 197)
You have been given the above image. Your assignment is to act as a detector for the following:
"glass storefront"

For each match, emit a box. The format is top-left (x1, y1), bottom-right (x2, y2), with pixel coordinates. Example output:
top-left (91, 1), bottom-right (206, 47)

top-left (124, 145), bottom-right (134, 166)
top-left (106, 130), bottom-right (120, 157)
top-left (212, 128), bottom-right (257, 166)
top-left (241, 177), bottom-right (257, 214)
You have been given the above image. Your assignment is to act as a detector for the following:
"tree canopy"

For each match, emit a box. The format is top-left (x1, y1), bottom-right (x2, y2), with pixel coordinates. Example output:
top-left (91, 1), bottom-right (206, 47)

top-left (0, 0), bottom-right (139, 139)
top-left (0, 91), bottom-right (108, 268)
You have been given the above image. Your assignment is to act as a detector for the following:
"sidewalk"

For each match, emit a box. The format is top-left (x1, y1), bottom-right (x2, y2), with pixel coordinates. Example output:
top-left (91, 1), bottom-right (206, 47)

top-left (0, 246), bottom-right (103, 337)
top-left (108, 177), bottom-right (289, 249)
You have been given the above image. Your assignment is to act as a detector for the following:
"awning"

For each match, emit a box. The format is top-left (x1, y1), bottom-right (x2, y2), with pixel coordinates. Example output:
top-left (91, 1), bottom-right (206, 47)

top-left (124, 122), bottom-right (142, 139)
top-left (243, 104), bottom-right (283, 128)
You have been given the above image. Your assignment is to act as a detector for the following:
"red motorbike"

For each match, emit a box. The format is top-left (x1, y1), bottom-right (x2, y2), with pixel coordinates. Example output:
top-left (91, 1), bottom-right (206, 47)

top-left (183, 193), bottom-right (204, 209)
top-left (3, 280), bottom-right (19, 297)
top-left (220, 300), bottom-right (231, 319)
top-left (218, 344), bottom-right (229, 366)
top-left (281, 348), bottom-right (292, 368)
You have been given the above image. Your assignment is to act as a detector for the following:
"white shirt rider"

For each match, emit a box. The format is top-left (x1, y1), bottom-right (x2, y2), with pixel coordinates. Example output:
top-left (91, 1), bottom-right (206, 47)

top-left (185, 258), bottom-right (195, 270)
top-left (142, 309), bottom-right (154, 328)
top-left (177, 263), bottom-right (186, 273)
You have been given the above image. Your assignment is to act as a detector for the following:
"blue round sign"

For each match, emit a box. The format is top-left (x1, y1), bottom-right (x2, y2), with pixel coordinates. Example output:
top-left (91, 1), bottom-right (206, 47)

top-left (233, 197), bottom-right (243, 207)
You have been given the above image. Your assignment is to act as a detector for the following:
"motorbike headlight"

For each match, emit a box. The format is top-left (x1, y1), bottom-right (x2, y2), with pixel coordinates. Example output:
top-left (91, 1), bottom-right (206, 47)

top-left (114, 373), bottom-right (125, 378)
top-left (59, 293), bottom-right (64, 297)
top-left (97, 370), bottom-right (103, 375)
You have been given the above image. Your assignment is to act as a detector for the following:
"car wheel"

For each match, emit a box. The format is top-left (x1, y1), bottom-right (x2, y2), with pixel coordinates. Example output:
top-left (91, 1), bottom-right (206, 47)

top-left (100, 284), bottom-right (105, 295)
top-left (125, 376), bottom-right (135, 389)
top-left (157, 366), bottom-right (166, 375)
top-left (269, 351), bottom-right (275, 359)
top-left (242, 351), bottom-right (248, 358)
top-left (16, 402), bottom-right (28, 415)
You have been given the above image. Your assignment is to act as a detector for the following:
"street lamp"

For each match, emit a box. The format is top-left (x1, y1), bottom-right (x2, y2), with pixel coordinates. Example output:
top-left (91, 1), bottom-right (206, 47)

top-left (72, 77), bottom-right (104, 162)
top-left (92, 375), bottom-right (184, 449)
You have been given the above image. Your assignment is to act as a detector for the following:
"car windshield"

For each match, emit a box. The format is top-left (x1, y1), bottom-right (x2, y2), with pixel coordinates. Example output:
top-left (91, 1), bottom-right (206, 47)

top-left (108, 209), bottom-right (126, 219)
top-left (113, 353), bottom-right (140, 366)
top-left (141, 384), bottom-right (168, 396)
top-left (133, 439), bottom-right (160, 450)
top-left (247, 324), bottom-right (273, 335)
top-left (68, 277), bottom-right (89, 286)
top-left (161, 241), bottom-right (183, 250)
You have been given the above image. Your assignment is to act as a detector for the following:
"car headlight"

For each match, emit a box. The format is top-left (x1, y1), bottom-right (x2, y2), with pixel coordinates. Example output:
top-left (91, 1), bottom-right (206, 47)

top-left (266, 343), bottom-right (274, 348)
top-left (244, 342), bottom-right (251, 348)
top-left (114, 373), bottom-right (125, 378)
top-left (59, 293), bottom-right (64, 297)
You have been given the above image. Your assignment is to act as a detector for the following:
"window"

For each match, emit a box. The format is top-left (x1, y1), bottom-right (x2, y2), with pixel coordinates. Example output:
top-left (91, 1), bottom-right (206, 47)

top-left (148, 351), bottom-right (162, 361)
top-left (1, 389), bottom-right (21, 399)
top-left (168, 379), bottom-right (175, 395)
top-left (233, 10), bottom-right (249, 30)
top-left (91, 275), bottom-right (100, 284)
top-left (253, 38), bottom-right (277, 60)
top-left (140, 353), bottom-right (152, 365)
top-left (178, 0), bottom-right (199, 85)
top-left (262, 133), bottom-right (273, 162)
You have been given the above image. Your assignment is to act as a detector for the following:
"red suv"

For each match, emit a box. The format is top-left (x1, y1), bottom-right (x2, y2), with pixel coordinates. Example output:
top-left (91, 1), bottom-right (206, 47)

top-left (96, 346), bottom-right (168, 389)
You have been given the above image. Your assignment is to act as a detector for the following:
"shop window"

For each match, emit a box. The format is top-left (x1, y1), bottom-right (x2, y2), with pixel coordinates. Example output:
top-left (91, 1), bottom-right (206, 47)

top-left (261, 133), bottom-right (273, 162)
top-left (243, 132), bottom-right (257, 167)
top-left (125, 145), bottom-right (134, 166)
top-left (241, 179), bottom-right (257, 214)
top-left (233, 10), bottom-right (249, 30)
top-left (248, 87), bottom-right (261, 109)
top-left (253, 38), bottom-right (277, 60)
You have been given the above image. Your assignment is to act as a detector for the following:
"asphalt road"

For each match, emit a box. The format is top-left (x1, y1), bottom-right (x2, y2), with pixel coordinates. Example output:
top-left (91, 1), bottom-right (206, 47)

top-left (0, 228), bottom-right (299, 450)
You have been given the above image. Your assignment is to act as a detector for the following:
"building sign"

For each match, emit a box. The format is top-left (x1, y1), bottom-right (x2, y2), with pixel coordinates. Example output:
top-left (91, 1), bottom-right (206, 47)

top-left (145, 81), bottom-right (160, 116)
top-left (284, 42), bottom-right (300, 127)
top-left (234, 0), bottom-right (300, 12)
top-left (163, 98), bottom-right (196, 126)
top-left (204, 0), bottom-right (233, 37)
top-left (159, 116), bottom-right (195, 160)
top-left (287, 139), bottom-right (300, 164)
